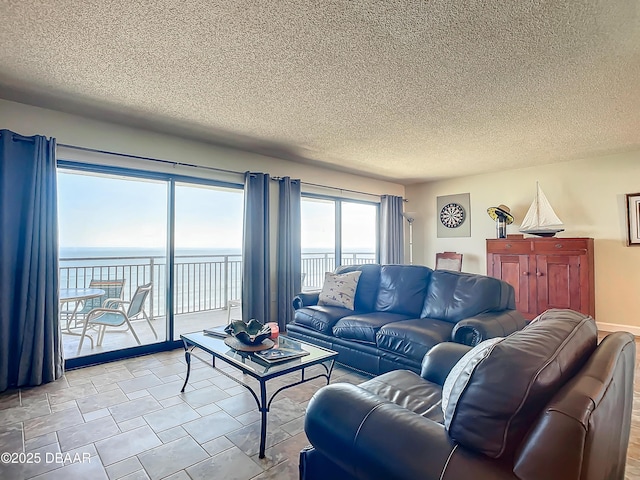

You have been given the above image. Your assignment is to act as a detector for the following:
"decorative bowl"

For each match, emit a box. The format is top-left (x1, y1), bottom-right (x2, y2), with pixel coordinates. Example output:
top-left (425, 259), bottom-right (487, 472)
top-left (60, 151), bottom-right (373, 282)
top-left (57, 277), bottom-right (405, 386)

top-left (224, 319), bottom-right (271, 345)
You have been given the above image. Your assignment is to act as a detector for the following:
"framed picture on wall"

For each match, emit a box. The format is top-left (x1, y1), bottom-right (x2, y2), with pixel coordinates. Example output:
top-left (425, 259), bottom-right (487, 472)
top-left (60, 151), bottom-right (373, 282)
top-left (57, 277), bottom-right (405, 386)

top-left (626, 193), bottom-right (640, 246)
top-left (437, 193), bottom-right (471, 238)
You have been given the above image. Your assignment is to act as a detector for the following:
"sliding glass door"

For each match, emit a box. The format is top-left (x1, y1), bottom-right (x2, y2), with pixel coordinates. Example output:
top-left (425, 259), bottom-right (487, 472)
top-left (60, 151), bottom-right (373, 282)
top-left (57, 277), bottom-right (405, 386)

top-left (173, 182), bottom-right (244, 339)
top-left (57, 165), bottom-right (244, 365)
top-left (57, 169), bottom-right (169, 360)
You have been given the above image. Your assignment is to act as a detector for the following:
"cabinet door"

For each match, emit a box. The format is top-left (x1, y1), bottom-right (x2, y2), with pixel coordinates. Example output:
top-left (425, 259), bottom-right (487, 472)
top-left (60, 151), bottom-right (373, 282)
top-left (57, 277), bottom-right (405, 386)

top-left (536, 255), bottom-right (583, 313)
top-left (490, 254), bottom-right (534, 318)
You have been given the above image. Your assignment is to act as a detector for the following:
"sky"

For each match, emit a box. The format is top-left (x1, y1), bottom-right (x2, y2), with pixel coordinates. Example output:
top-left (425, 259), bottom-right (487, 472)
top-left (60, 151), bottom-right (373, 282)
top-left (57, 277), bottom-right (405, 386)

top-left (57, 170), bottom-right (243, 250)
top-left (58, 170), bottom-right (377, 253)
top-left (301, 198), bottom-right (377, 251)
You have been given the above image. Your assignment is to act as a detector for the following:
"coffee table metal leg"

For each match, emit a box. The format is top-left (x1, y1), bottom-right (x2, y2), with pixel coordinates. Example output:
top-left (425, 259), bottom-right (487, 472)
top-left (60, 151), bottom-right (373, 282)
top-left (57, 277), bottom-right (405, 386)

top-left (259, 380), bottom-right (268, 458)
top-left (325, 359), bottom-right (335, 383)
top-left (181, 340), bottom-right (192, 393)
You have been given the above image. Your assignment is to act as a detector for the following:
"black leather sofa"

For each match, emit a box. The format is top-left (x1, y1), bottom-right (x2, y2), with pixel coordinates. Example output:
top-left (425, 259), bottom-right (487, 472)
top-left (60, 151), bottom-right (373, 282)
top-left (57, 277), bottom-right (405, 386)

top-left (300, 310), bottom-right (635, 480)
top-left (287, 264), bottom-right (526, 375)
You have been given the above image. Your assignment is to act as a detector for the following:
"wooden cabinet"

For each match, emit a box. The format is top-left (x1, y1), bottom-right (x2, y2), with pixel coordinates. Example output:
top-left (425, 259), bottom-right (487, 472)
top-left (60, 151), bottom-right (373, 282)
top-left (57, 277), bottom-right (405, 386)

top-left (486, 238), bottom-right (594, 320)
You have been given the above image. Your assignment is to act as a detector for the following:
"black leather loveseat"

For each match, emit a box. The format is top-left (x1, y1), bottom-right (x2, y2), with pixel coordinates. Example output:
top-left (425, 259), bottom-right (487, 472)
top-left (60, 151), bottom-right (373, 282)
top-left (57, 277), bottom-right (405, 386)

top-left (300, 310), bottom-right (635, 480)
top-left (287, 264), bottom-right (526, 375)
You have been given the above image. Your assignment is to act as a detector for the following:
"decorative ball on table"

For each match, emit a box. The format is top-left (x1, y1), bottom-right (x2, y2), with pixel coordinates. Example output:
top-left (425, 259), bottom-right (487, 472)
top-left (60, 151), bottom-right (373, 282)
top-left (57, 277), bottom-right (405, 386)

top-left (223, 319), bottom-right (274, 351)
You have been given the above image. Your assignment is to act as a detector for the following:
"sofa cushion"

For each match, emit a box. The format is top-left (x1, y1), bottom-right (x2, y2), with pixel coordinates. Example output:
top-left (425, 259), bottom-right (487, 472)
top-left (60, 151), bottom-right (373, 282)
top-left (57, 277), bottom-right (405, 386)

top-left (333, 313), bottom-right (411, 345)
top-left (318, 271), bottom-right (362, 310)
top-left (443, 309), bottom-right (598, 459)
top-left (335, 264), bottom-right (381, 312)
top-left (421, 270), bottom-right (514, 322)
top-left (376, 318), bottom-right (454, 363)
top-left (293, 305), bottom-right (355, 335)
top-left (359, 370), bottom-right (444, 423)
top-left (375, 265), bottom-right (432, 317)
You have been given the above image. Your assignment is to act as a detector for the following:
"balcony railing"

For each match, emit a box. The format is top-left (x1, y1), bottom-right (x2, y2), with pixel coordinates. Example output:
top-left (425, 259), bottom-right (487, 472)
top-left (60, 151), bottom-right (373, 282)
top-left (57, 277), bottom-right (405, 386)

top-left (301, 252), bottom-right (377, 289)
top-left (59, 252), bottom-right (376, 317)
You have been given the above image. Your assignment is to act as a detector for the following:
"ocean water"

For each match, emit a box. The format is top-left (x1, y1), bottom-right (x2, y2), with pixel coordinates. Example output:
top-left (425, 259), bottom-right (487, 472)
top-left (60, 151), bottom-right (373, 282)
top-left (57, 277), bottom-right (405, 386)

top-left (59, 246), bottom-right (241, 260)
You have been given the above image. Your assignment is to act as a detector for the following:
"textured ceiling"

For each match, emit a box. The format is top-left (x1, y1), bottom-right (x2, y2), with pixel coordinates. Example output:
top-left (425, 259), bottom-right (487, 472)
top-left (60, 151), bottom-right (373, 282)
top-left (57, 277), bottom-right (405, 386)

top-left (1, 1), bottom-right (639, 184)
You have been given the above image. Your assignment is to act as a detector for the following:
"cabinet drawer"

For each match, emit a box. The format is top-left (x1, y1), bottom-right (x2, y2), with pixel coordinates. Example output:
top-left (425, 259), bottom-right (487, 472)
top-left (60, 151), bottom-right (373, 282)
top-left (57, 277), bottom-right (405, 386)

top-left (533, 239), bottom-right (591, 254)
top-left (486, 240), bottom-right (531, 254)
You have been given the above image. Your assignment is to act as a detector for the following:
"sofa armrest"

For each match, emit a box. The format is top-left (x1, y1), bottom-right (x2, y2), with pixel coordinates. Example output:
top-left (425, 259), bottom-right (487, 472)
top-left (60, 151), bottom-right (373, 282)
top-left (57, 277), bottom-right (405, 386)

top-left (305, 383), bottom-right (455, 480)
top-left (292, 290), bottom-right (321, 310)
top-left (452, 310), bottom-right (527, 346)
top-left (420, 342), bottom-right (472, 385)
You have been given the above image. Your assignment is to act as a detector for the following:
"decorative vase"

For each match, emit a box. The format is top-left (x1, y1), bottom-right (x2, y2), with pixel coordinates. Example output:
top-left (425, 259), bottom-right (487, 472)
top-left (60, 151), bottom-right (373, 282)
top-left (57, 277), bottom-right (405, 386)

top-left (266, 322), bottom-right (279, 339)
top-left (496, 217), bottom-right (507, 238)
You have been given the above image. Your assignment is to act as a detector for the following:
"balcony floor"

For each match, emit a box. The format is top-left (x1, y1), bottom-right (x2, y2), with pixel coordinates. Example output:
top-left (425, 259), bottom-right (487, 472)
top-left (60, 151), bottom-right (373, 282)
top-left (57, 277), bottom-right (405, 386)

top-left (63, 308), bottom-right (237, 360)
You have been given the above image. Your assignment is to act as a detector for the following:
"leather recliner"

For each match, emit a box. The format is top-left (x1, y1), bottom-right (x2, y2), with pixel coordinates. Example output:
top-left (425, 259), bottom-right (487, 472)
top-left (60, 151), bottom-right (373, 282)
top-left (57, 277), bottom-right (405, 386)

top-left (300, 309), bottom-right (635, 480)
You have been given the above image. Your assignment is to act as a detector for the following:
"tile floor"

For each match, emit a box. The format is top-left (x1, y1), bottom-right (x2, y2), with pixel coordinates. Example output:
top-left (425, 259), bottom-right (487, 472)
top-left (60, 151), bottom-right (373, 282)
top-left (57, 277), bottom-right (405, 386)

top-left (1, 336), bottom-right (639, 480)
top-left (0, 348), bottom-right (370, 480)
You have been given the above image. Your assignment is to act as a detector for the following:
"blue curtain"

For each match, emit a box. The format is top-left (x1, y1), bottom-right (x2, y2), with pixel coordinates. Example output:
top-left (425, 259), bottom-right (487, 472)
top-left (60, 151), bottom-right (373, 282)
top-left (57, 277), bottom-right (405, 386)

top-left (277, 177), bottom-right (301, 330)
top-left (242, 172), bottom-right (271, 324)
top-left (380, 195), bottom-right (405, 264)
top-left (0, 130), bottom-right (62, 392)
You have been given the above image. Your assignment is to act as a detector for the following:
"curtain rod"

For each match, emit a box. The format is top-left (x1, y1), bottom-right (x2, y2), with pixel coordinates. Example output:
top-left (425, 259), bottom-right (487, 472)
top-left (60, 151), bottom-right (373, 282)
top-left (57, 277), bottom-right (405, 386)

top-left (0, 131), bottom-right (36, 143)
top-left (58, 143), bottom-right (383, 199)
top-left (297, 180), bottom-right (382, 199)
top-left (58, 143), bottom-right (239, 176)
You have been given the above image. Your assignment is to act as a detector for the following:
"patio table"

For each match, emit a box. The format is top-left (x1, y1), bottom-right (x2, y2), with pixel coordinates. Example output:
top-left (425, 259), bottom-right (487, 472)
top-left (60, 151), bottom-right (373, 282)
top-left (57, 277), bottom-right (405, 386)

top-left (59, 288), bottom-right (105, 343)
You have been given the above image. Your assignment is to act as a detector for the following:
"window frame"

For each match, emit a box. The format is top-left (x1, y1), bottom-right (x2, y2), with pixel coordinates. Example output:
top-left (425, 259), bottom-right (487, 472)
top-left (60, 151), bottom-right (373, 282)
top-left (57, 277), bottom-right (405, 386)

top-left (300, 192), bottom-right (380, 269)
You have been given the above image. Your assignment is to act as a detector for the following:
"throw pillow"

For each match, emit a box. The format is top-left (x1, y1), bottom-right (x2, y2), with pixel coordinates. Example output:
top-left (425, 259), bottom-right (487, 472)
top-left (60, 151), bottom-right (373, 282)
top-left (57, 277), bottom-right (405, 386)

top-left (318, 271), bottom-right (362, 310)
top-left (441, 337), bottom-right (504, 426)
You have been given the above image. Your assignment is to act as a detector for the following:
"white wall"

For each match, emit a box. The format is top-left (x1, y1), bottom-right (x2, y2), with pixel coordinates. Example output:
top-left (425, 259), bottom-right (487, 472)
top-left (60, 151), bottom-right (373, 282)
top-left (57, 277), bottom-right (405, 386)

top-left (0, 99), bottom-right (404, 197)
top-left (405, 152), bottom-right (640, 332)
top-left (0, 98), bottom-right (405, 319)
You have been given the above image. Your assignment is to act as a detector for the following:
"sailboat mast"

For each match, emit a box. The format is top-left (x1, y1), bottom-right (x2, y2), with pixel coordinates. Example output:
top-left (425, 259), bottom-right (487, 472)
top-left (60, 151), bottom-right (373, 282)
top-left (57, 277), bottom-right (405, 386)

top-left (535, 181), bottom-right (540, 225)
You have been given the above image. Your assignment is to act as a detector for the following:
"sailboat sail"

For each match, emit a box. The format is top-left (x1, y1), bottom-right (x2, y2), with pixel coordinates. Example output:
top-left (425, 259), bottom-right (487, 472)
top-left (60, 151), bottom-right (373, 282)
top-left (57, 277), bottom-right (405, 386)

top-left (519, 183), bottom-right (564, 236)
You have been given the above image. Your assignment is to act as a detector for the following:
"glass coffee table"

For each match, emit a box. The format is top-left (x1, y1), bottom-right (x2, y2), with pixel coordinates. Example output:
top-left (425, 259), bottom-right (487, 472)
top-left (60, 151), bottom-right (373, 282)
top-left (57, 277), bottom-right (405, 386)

top-left (179, 332), bottom-right (338, 458)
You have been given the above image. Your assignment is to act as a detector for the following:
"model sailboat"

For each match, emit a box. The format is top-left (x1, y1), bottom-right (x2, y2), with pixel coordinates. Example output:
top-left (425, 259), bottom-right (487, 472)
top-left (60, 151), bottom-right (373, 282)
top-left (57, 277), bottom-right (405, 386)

top-left (519, 182), bottom-right (564, 237)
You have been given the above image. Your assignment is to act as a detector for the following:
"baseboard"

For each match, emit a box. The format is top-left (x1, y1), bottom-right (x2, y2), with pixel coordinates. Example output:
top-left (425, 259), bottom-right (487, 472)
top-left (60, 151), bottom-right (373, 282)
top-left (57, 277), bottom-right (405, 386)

top-left (597, 322), bottom-right (640, 336)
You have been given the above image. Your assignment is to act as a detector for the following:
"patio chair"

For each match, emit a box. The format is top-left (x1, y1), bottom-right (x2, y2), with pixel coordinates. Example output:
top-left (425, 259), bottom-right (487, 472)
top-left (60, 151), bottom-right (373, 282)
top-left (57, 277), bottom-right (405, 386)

top-left (76, 282), bottom-right (157, 354)
top-left (65, 279), bottom-right (126, 328)
top-left (226, 298), bottom-right (242, 324)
